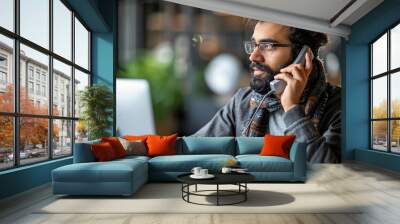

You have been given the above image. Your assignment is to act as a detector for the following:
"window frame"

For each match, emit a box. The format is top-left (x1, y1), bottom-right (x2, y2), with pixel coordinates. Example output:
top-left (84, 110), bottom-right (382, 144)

top-left (370, 19), bottom-right (400, 154)
top-left (0, 0), bottom-right (92, 171)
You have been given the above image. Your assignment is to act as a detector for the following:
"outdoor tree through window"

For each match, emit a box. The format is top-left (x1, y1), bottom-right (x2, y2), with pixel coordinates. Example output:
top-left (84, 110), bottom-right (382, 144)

top-left (371, 23), bottom-right (400, 153)
top-left (0, 0), bottom-right (91, 170)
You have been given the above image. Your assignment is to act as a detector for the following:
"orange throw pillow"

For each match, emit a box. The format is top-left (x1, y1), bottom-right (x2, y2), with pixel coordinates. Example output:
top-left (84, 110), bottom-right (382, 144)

top-left (123, 135), bottom-right (153, 141)
top-left (101, 137), bottom-right (127, 158)
top-left (259, 134), bottom-right (296, 159)
top-left (91, 142), bottom-right (117, 161)
top-left (146, 134), bottom-right (177, 157)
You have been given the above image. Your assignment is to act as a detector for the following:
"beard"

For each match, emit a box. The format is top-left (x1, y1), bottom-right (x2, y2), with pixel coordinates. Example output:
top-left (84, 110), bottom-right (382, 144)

top-left (249, 61), bottom-right (292, 95)
top-left (249, 62), bottom-right (278, 95)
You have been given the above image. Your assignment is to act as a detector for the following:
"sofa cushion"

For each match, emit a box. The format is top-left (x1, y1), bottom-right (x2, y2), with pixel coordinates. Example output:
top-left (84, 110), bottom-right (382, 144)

top-left (91, 142), bottom-right (118, 161)
top-left (114, 155), bottom-right (150, 164)
top-left (147, 134), bottom-right (177, 157)
top-left (148, 154), bottom-right (235, 172)
top-left (235, 137), bottom-right (263, 155)
top-left (177, 137), bottom-right (235, 155)
top-left (52, 158), bottom-right (147, 183)
top-left (118, 138), bottom-right (147, 156)
top-left (236, 155), bottom-right (293, 172)
top-left (101, 137), bottom-right (127, 158)
top-left (259, 135), bottom-right (296, 159)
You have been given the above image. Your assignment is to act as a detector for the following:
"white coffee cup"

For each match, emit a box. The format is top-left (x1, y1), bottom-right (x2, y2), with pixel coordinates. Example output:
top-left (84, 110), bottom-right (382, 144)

top-left (191, 167), bottom-right (202, 176)
top-left (221, 167), bottom-right (232, 174)
top-left (200, 169), bottom-right (208, 176)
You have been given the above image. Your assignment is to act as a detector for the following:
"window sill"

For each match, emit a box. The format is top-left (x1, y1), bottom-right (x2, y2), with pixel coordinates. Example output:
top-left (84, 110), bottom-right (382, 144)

top-left (0, 156), bottom-right (72, 176)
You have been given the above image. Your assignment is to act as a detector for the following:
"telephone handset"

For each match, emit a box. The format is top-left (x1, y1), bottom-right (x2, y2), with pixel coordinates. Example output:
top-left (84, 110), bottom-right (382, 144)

top-left (242, 45), bottom-right (311, 136)
top-left (269, 45), bottom-right (310, 95)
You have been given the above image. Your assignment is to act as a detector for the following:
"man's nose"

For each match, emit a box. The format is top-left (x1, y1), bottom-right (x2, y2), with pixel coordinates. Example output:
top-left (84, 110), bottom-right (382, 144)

top-left (249, 48), bottom-right (264, 63)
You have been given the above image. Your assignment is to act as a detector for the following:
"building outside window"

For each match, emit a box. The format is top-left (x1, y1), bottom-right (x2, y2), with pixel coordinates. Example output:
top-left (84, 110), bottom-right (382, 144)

top-left (0, 54), bottom-right (7, 90)
top-left (370, 23), bottom-right (400, 154)
top-left (28, 81), bottom-right (34, 94)
top-left (0, 0), bottom-right (92, 170)
top-left (28, 66), bottom-right (34, 79)
top-left (42, 85), bottom-right (46, 97)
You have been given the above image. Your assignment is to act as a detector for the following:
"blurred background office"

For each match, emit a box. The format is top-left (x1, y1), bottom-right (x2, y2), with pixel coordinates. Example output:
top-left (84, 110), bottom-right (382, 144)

top-left (116, 0), bottom-right (343, 136)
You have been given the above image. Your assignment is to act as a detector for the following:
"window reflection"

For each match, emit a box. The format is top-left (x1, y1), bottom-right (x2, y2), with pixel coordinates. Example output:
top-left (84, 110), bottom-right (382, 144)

top-left (391, 24), bottom-right (400, 70)
top-left (20, 0), bottom-right (49, 49)
top-left (372, 121), bottom-right (388, 151)
top-left (372, 34), bottom-right (387, 76)
top-left (20, 44), bottom-right (49, 115)
top-left (74, 18), bottom-right (89, 70)
top-left (372, 77), bottom-right (387, 119)
top-left (19, 117), bottom-right (49, 165)
top-left (53, 0), bottom-right (72, 60)
top-left (0, 0), bottom-right (14, 31)
top-left (53, 119), bottom-right (72, 157)
top-left (0, 34), bottom-right (14, 113)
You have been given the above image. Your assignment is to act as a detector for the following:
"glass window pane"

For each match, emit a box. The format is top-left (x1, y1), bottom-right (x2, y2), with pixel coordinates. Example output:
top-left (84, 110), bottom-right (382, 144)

top-left (372, 76), bottom-right (387, 119)
top-left (0, 116), bottom-right (14, 170)
top-left (391, 120), bottom-right (400, 153)
top-left (53, 59), bottom-right (72, 117)
top-left (53, 119), bottom-right (72, 157)
top-left (74, 69), bottom-right (89, 118)
top-left (20, 0), bottom-right (49, 49)
top-left (53, 0), bottom-right (72, 60)
top-left (74, 18), bottom-right (89, 70)
top-left (372, 121), bottom-right (388, 151)
top-left (0, 0), bottom-right (14, 31)
top-left (75, 120), bottom-right (88, 143)
top-left (20, 44), bottom-right (49, 115)
top-left (391, 24), bottom-right (400, 70)
top-left (391, 72), bottom-right (400, 118)
top-left (20, 117), bottom-right (49, 165)
top-left (0, 34), bottom-right (14, 113)
top-left (372, 33), bottom-right (387, 76)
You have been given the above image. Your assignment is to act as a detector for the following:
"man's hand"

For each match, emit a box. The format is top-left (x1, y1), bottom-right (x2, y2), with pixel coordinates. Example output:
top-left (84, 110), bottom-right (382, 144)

top-left (274, 49), bottom-right (314, 112)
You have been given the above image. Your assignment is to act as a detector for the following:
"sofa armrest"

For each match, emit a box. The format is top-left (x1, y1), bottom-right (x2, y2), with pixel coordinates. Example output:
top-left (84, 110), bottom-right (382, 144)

top-left (289, 141), bottom-right (307, 181)
top-left (73, 140), bottom-right (100, 163)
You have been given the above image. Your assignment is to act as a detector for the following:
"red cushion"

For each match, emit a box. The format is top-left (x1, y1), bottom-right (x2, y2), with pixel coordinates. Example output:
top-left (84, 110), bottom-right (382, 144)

top-left (91, 142), bottom-right (118, 162)
top-left (101, 137), bottom-right (127, 158)
top-left (146, 134), bottom-right (177, 157)
top-left (123, 135), bottom-right (153, 141)
top-left (259, 134), bottom-right (296, 159)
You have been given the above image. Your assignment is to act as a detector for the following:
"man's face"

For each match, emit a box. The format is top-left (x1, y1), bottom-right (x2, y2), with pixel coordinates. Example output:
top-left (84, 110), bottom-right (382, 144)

top-left (249, 22), bottom-right (293, 94)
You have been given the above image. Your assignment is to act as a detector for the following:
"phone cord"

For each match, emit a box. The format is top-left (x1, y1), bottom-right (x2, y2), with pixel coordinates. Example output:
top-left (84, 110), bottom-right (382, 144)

top-left (242, 89), bottom-right (275, 136)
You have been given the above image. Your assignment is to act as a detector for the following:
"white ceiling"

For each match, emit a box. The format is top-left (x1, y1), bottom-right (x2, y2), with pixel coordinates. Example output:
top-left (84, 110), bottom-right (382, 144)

top-left (227, 0), bottom-right (352, 22)
top-left (163, 0), bottom-right (384, 38)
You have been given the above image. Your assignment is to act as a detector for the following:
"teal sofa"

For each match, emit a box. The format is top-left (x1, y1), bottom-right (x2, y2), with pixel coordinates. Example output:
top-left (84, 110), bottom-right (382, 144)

top-left (52, 137), bottom-right (306, 196)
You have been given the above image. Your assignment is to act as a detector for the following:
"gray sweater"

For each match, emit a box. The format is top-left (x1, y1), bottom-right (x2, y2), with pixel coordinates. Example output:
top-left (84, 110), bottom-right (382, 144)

top-left (192, 85), bottom-right (341, 163)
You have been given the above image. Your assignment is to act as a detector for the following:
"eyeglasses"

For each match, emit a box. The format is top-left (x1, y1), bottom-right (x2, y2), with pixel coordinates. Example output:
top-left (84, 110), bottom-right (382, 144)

top-left (243, 41), bottom-right (293, 54)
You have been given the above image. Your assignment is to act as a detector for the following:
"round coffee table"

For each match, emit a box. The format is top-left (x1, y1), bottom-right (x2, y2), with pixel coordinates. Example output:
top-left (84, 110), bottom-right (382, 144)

top-left (177, 172), bottom-right (255, 206)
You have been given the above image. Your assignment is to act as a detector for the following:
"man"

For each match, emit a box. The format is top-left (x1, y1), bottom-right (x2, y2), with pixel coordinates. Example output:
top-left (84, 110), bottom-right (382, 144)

top-left (192, 21), bottom-right (341, 163)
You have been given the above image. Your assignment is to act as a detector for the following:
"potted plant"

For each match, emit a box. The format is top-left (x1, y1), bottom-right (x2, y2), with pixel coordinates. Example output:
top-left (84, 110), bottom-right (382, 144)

top-left (79, 84), bottom-right (113, 140)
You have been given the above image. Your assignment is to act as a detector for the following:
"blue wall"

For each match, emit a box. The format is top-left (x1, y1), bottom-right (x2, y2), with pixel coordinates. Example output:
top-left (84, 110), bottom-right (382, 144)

top-left (345, 0), bottom-right (400, 170)
top-left (0, 0), bottom-right (117, 200)
top-left (91, 0), bottom-right (117, 135)
top-left (0, 158), bottom-right (72, 199)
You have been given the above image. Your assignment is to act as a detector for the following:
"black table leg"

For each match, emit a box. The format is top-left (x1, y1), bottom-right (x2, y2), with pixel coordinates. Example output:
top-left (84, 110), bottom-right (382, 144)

top-left (187, 184), bottom-right (190, 202)
top-left (245, 183), bottom-right (247, 201)
top-left (217, 184), bottom-right (219, 206)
